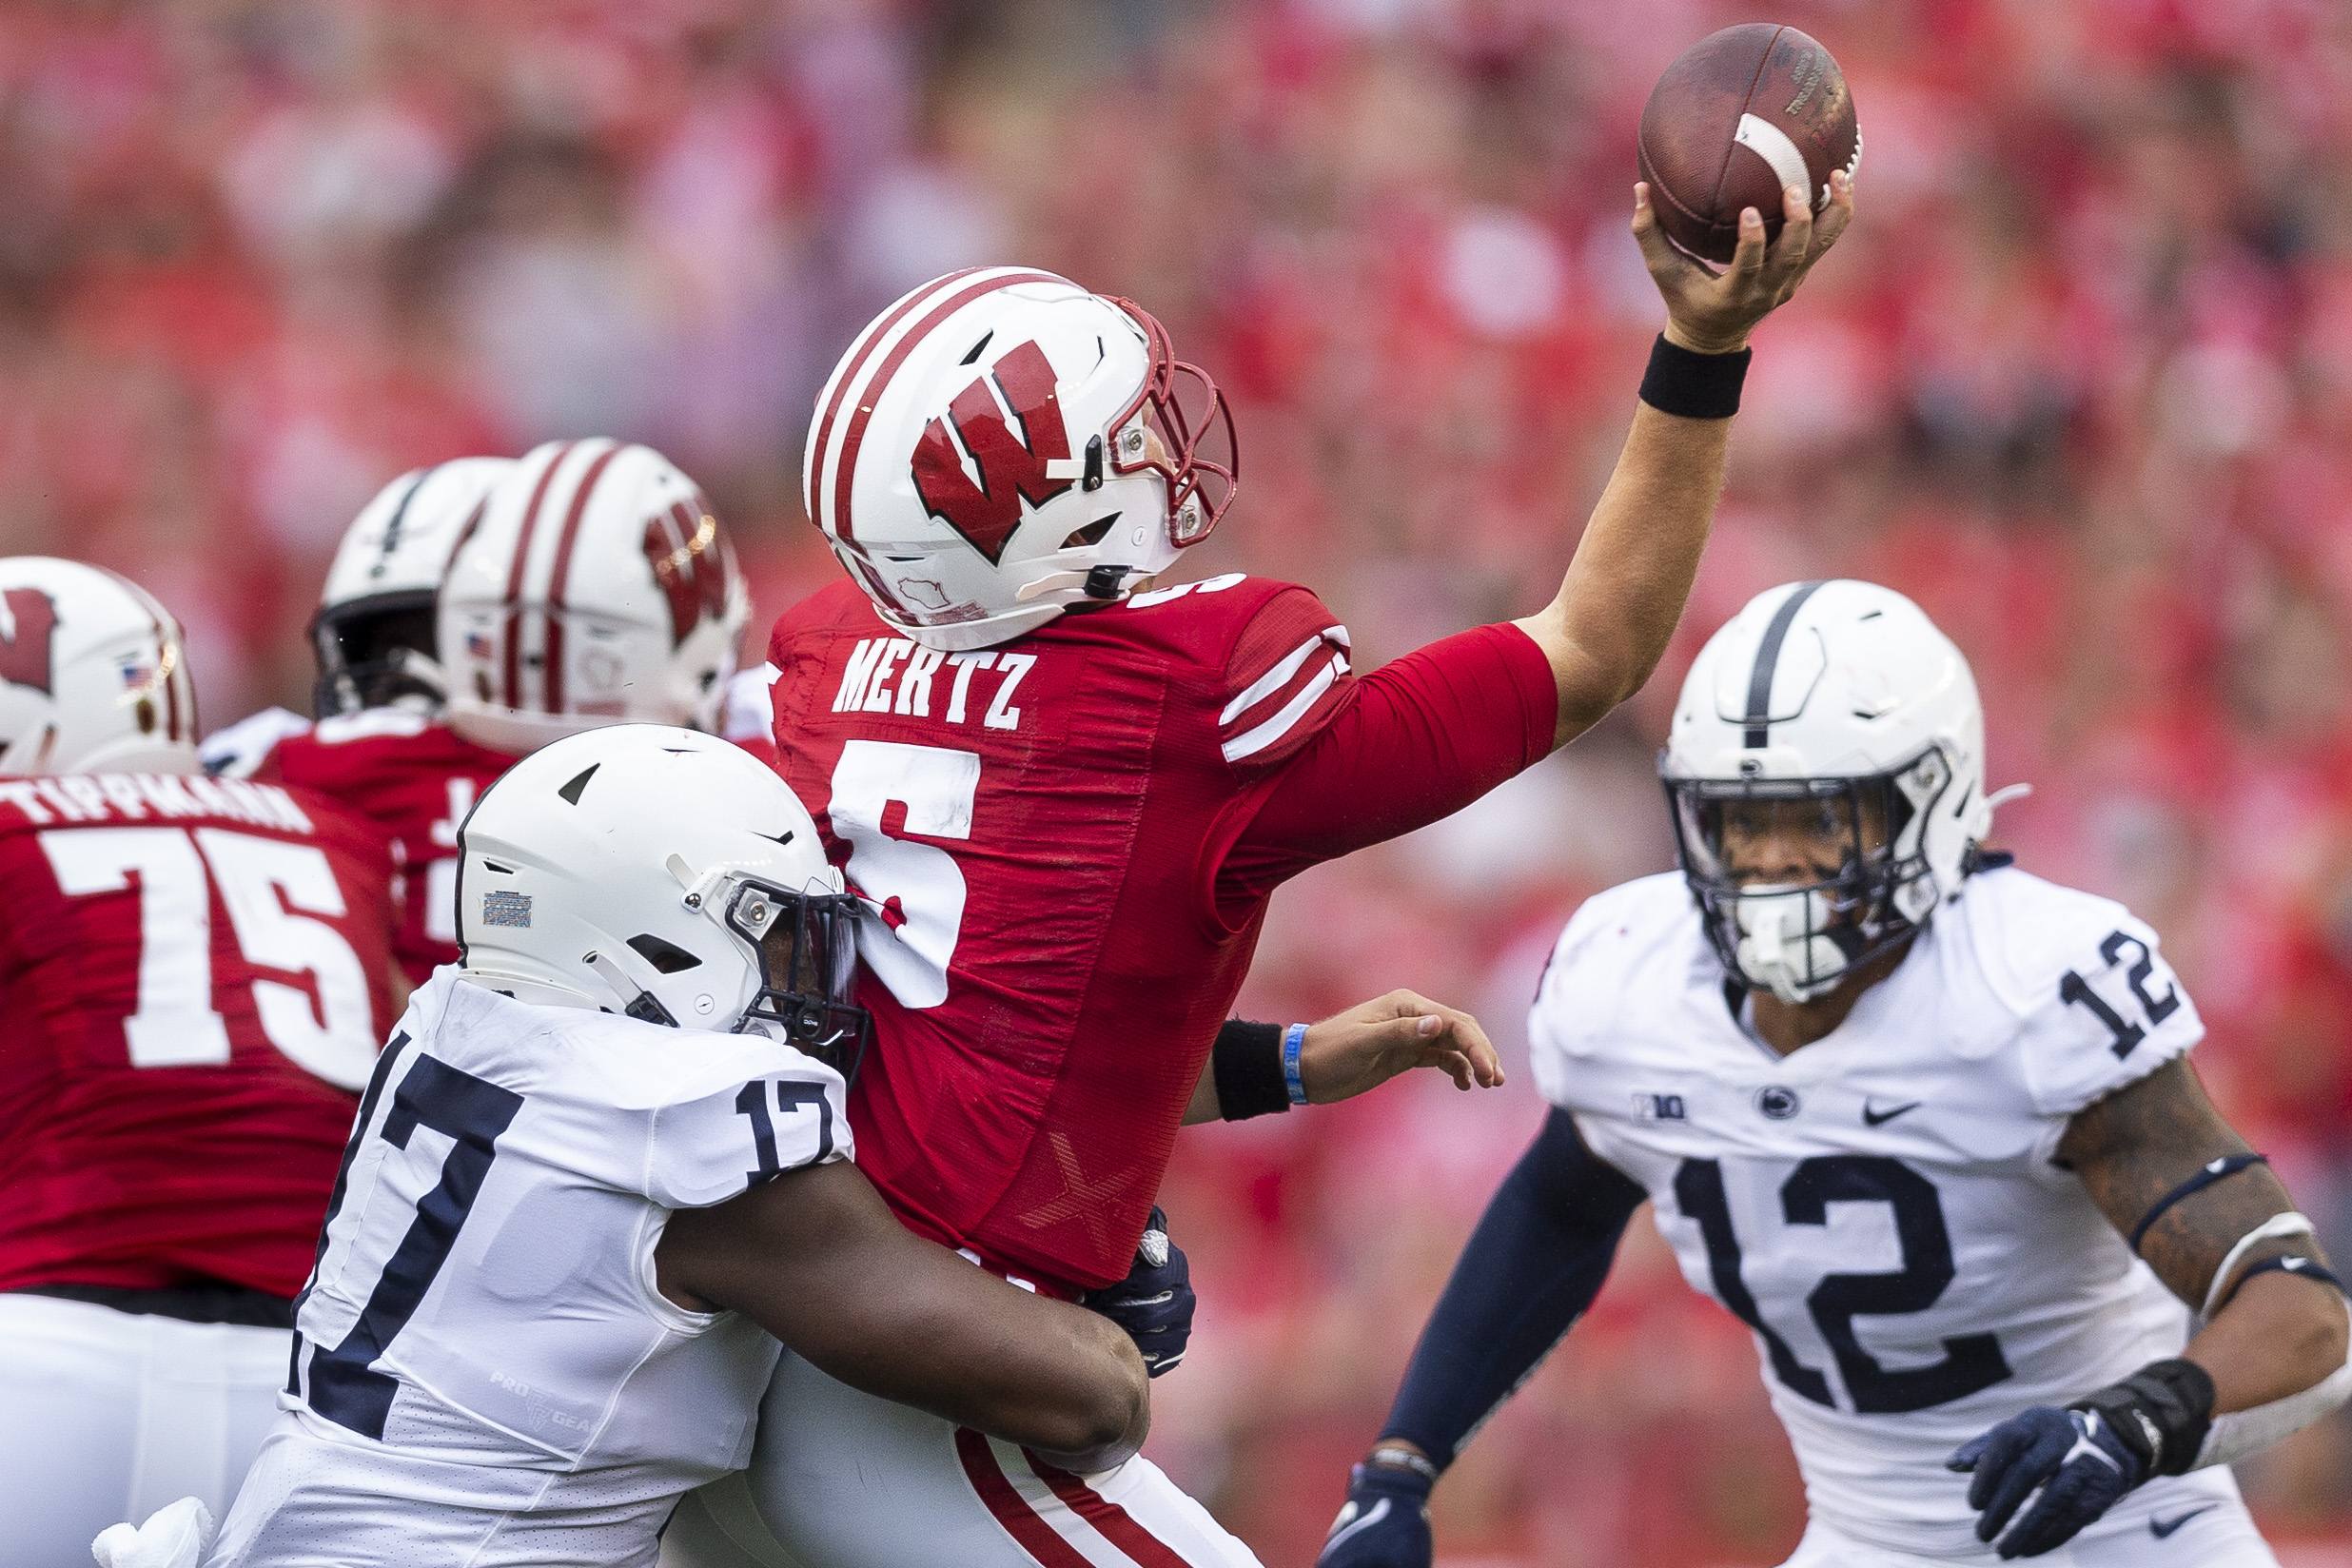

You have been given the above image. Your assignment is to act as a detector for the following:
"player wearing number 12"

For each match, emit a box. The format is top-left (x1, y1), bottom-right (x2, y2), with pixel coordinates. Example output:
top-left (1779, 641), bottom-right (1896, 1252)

top-left (1319, 582), bottom-right (2352, 1568)
top-left (687, 174), bottom-right (1852, 1568)
top-left (0, 559), bottom-right (401, 1565)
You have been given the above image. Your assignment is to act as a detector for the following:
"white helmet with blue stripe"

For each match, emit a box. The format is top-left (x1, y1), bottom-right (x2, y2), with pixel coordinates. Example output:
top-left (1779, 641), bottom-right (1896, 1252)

top-left (1661, 579), bottom-right (2021, 1003)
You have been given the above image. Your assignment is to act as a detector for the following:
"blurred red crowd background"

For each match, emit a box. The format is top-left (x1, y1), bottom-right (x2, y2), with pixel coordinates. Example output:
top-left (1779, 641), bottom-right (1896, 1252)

top-left (7, 0), bottom-right (2352, 1562)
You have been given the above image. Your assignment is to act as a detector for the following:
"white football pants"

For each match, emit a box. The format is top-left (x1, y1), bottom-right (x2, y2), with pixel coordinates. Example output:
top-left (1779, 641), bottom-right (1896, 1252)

top-left (1781, 1469), bottom-right (2277, 1567)
top-left (0, 1292), bottom-right (289, 1568)
top-left (659, 1350), bottom-right (1263, 1568)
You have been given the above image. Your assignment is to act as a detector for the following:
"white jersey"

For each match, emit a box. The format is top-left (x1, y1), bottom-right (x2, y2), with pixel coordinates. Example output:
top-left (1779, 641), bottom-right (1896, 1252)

top-left (206, 970), bottom-right (850, 1568)
top-left (1531, 867), bottom-right (2244, 1560)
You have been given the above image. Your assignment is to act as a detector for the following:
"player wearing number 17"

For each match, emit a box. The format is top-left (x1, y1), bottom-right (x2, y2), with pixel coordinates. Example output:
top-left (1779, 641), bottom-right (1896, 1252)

top-left (0, 559), bottom-right (401, 1564)
top-left (715, 177), bottom-right (1852, 1565)
top-left (1319, 582), bottom-right (2352, 1568)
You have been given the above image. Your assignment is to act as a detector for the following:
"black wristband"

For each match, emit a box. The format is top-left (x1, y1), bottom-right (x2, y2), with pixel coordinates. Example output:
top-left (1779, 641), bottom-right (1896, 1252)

top-left (2128, 1152), bottom-right (2268, 1253)
top-left (1212, 1019), bottom-right (1290, 1121)
top-left (2069, 1358), bottom-right (2215, 1478)
top-left (1638, 334), bottom-right (1752, 420)
top-left (2229, 1254), bottom-right (2346, 1302)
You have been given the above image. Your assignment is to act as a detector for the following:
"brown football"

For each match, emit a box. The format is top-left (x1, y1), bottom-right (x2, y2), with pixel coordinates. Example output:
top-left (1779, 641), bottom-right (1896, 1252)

top-left (1637, 24), bottom-right (1860, 267)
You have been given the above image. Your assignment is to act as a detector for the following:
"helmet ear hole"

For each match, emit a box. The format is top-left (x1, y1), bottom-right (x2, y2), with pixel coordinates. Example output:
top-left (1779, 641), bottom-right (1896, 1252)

top-left (1061, 514), bottom-right (1118, 549)
top-left (626, 933), bottom-right (702, 973)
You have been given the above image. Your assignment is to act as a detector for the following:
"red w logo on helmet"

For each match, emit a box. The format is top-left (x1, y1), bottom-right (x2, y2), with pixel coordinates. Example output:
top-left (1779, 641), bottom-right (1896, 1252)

top-left (910, 340), bottom-right (1074, 564)
top-left (0, 589), bottom-right (58, 695)
top-left (642, 497), bottom-right (736, 648)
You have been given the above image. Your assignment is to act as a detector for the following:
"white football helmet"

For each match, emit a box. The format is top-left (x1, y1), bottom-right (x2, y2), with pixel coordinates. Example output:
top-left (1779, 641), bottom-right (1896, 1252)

top-left (1661, 579), bottom-right (2020, 1004)
top-left (457, 724), bottom-right (869, 1073)
top-left (0, 557), bottom-right (201, 776)
top-left (439, 440), bottom-right (749, 755)
top-left (311, 458), bottom-right (515, 717)
top-left (805, 266), bottom-right (1237, 651)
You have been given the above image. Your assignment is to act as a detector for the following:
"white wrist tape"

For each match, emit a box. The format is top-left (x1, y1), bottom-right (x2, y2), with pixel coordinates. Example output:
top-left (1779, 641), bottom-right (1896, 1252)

top-left (2195, 1299), bottom-right (2352, 1470)
top-left (2202, 1211), bottom-right (2317, 1322)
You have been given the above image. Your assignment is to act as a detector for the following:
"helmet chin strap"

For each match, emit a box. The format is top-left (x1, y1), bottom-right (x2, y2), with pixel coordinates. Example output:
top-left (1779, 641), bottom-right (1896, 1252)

top-left (1732, 887), bottom-right (1852, 1006)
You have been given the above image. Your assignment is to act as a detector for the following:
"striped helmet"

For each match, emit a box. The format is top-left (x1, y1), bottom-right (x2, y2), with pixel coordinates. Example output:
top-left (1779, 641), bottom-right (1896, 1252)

top-left (1661, 580), bottom-right (2006, 1003)
top-left (311, 457), bottom-right (515, 717)
top-left (0, 556), bottom-right (201, 776)
top-left (804, 267), bottom-right (1236, 652)
top-left (439, 441), bottom-right (748, 756)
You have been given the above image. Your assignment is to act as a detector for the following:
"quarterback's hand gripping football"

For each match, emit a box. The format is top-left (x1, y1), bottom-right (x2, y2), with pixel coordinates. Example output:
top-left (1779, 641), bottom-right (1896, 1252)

top-left (1303, 990), bottom-right (1504, 1103)
top-left (1634, 168), bottom-right (1853, 355)
top-left (1083, 1205), bottom-right (1193, 1377)
top-left (1948, 1405), bottom-right (2145, 1558)
top-left (1317, 1460), bottom-right (1435, 1568)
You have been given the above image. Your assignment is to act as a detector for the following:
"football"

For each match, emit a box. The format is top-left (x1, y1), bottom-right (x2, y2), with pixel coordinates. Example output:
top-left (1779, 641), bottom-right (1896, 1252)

top-left (1637, 24), bottom-right (1861, 266)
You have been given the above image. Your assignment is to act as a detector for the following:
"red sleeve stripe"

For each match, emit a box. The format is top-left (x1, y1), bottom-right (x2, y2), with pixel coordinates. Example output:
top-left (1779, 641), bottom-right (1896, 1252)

top-left (1221, 633), bottom-right (1352, 763)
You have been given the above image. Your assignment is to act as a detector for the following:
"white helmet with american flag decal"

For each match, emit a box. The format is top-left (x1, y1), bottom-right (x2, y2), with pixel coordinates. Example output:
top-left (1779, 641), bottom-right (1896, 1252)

top-left (805, 267), bottom-right (1237, 652)
top-left (438, 440), bottom-right (749, 756)
top-left (0, 556), bottom-right (201, 776)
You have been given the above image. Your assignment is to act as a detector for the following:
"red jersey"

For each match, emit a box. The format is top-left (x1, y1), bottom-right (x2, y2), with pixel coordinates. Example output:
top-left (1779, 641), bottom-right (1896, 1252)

top-left (211, 708), bottom-right (520, 985)
top-left (770, 574), bottom-right (1558, 1290)
top-left (0, 771), bottom-right (399, 1297)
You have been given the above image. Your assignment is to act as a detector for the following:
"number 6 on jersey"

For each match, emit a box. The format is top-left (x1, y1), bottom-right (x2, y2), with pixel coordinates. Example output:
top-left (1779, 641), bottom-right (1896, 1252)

top-left (826, 739), bottom-right (980, 1009)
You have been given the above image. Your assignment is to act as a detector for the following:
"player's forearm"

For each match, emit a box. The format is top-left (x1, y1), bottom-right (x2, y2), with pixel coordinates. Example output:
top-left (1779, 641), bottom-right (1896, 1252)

top-left (1514, 402), bottom-right (1733, 748)
top-left (2187, 1270), bottom-right (2352, 1412)
top-left (1377, 1109), bottom-right (1641, 1466)
top-left (660, 1163), bottom-right (1150, 1461)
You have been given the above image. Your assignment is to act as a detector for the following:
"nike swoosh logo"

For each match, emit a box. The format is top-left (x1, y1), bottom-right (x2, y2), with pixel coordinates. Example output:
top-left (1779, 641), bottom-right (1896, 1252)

top-left (1324, 1498), bottom-right (1391, 1553)
top-left (1862, 1100), bottom-right (1922, 1127)
top-left (2149, 1505), bottom-right (2216, 1539)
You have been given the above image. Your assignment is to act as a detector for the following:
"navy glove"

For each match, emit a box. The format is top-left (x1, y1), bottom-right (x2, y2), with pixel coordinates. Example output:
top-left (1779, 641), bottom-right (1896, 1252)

top-left (1083, 1206), bottom-right (1192, 1377)
top-left (1317, 1461), bottom-right (1434, 1568)
top-left (1949, 1405), bottom-right (2145, 1558)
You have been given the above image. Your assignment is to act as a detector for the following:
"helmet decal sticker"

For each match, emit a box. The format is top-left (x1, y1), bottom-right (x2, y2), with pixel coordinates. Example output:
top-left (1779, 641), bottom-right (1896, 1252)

top-left (0, 587), bottom-right (60, 696)
top-left (910, 339), bottom-right (1075, 564)
top-left (642, 497), bottom-right (734, 648)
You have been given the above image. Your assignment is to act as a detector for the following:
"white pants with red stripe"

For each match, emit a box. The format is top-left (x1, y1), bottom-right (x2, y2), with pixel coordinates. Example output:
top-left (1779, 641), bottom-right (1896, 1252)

top-left (0, 1292), bottom-right (289, 1568)
top-left (658, 1350), bottom-right (1262, 1568)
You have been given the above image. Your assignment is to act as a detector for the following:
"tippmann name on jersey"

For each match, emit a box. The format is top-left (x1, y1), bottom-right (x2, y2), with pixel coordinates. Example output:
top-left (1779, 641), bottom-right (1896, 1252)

top-left (769, 572), bottom-right (1362, 1290)
top-left (252, 972), bottom-right (848, 1549)
top-left (1530, 867), bottom-right (2244, 1558)
top-left (206, 708), bottom-right (521, 985)
top-left (0, 772), bottom-right (397, 1298)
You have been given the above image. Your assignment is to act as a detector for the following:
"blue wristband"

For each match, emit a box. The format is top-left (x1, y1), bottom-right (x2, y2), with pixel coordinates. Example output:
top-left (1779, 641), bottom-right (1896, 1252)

top-left (1284, 1023), bottom-right (1309, 1106)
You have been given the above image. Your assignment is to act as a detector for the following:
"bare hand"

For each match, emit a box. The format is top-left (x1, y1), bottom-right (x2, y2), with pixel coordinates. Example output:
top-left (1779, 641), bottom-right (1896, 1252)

top-left (1634, 168), bottom-right (1854, 355)
top-left (1301, 990), bottom-right (1504, 1105)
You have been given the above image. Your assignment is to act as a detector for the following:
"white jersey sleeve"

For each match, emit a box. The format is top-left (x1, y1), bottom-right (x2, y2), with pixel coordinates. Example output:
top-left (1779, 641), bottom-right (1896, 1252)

top-left (720, 663), bottom-right (780, 745)
top-left (199, 706), bottom-right (311, 778)
top-left (645, 1051), bottom-right (850, 1211)
top-left (1972, 879), bottom-right (2203, 1117)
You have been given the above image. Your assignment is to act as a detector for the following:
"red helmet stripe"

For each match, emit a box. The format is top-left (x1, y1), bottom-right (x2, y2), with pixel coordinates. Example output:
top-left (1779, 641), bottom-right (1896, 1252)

top-left (807, 269), bottom-right (985, 537)
top-left (503, 441), bottom-right (574, 711)
top-left (541, 440), bottom-right (623, 716)
top-left (825, 269), bottom-right (1063, 542)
